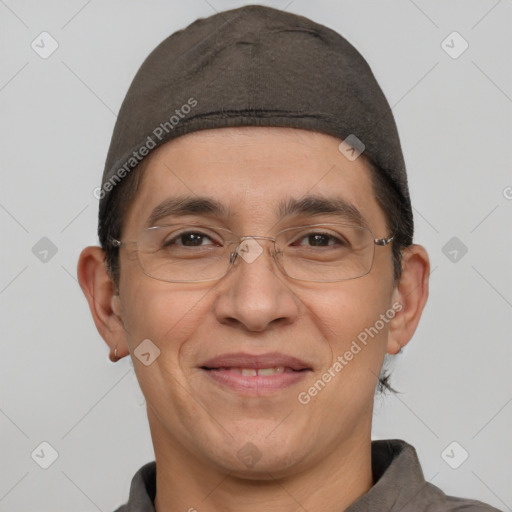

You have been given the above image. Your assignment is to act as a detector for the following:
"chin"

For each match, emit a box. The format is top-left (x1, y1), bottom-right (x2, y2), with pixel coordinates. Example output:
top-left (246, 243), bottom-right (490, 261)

top-left (203, 428), bottom-right (308, 477)
top-left (213, 449), bottom-right (305, 479)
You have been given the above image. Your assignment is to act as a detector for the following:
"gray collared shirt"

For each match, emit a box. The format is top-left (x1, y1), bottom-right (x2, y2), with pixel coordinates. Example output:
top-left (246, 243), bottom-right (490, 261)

top-left (114, 439), bottom-right (501, 512)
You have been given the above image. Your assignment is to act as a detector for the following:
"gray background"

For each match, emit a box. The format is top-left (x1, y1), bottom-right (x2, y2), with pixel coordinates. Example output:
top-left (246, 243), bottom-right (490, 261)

top-left (1, 1), bottom-right (511, 511)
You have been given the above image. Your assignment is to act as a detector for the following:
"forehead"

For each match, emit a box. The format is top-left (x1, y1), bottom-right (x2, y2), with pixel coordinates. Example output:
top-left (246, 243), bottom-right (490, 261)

top-left (123, 127), bottom-right (384, 234)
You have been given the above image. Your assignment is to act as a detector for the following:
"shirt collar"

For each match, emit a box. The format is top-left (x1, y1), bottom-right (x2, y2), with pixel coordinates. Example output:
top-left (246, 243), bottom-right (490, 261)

top-left (346, 439), bottom-right (427, 512)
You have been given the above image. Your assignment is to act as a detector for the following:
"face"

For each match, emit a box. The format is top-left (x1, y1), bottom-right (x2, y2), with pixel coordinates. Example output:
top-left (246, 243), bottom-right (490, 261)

top-left (114, 127), bottom-right (398, 477)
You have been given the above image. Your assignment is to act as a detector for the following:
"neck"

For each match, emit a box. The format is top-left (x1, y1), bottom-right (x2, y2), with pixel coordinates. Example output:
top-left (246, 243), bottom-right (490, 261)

top-left (151, 412), bottom-right (374, 512)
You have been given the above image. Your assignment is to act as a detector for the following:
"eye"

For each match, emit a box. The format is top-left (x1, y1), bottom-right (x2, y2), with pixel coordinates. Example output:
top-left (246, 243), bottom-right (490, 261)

top-left (164, 230), bottom-right (218, 247)
top-left (291, 231), bottom-right (348, 248)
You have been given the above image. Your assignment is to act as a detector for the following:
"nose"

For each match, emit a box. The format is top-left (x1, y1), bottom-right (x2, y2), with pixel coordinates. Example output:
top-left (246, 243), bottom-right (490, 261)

top-left (212, 237), bottom-right (300, 332)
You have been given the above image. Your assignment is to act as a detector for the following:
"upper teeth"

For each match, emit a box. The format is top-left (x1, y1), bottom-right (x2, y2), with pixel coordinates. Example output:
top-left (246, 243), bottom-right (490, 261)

top-left (228, 367), bottom-right (286, 376)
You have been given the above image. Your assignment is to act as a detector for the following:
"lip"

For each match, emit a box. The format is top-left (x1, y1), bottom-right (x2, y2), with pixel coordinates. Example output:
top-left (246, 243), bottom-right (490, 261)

top-left (199, 352), bottom-right (312, 396)
top-left (202, 368), bottom-right (310, 395)
top-left (200, 352), bottom-right (312, 371)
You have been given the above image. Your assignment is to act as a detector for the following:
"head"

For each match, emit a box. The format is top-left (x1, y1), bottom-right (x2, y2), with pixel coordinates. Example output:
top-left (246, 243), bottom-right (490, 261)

top-left (77, 5), bottom-right (429, 478)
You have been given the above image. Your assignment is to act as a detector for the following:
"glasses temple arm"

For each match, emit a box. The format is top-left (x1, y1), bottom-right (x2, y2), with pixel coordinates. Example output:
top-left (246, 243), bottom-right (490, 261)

top-left (374, 236), bottom-right (394, 246)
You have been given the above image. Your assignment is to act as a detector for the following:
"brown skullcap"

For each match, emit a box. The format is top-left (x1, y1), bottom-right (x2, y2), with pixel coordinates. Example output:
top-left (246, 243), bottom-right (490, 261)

top-left (98, 4), bottom-right (412, 237)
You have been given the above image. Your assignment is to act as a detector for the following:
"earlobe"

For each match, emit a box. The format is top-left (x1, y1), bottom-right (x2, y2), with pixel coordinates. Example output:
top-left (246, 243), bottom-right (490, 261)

top-left (77, 246), bottom-right (129, 361)
top-left (386, 244), bottom-right (430, 355)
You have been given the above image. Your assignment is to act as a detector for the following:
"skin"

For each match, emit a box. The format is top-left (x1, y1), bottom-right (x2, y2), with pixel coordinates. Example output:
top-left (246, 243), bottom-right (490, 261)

top-left (78, 126), bottom-right (429, 512)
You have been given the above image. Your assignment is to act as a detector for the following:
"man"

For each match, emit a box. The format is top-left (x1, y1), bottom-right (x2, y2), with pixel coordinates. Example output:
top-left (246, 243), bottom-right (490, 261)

top-left (77, 5), bottom-right (500, 511)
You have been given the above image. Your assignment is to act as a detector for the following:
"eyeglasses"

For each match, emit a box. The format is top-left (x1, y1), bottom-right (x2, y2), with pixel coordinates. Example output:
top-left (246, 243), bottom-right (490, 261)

top-left (108, 223), bottom-right (393, 283)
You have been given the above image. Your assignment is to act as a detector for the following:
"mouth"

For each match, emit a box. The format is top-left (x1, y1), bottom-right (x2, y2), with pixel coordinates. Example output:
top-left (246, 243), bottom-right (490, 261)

top-left (202, 366), bottom-right (307, 376)
top-left (199, 352), bottom-right (312, 395)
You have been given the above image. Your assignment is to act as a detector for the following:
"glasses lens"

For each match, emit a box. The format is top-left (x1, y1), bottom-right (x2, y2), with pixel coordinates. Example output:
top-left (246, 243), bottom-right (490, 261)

top-left (136, 224), bottom-right (235, 282)
top-left (276, 224), bottom-right (374, 282)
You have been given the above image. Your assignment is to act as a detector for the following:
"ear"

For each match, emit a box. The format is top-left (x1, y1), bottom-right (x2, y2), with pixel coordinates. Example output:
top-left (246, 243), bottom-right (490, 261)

top-left (77, 246), bottom-right (130, 362)
top-left (387, 244), bottom-right (430, 355)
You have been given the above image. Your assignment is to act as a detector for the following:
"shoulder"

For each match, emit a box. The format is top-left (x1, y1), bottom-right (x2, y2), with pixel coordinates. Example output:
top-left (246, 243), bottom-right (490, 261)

top-left (112, 460), bottom-right (157, 512)
top-left (418, 482), bottom-right (503, 512)
top-left (362, 440), bottom-right (503, 512)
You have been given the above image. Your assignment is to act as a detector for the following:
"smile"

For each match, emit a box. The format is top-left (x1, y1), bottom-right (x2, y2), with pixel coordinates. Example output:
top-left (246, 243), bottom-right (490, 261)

top-left (201, 367), bottom-right (311, 395)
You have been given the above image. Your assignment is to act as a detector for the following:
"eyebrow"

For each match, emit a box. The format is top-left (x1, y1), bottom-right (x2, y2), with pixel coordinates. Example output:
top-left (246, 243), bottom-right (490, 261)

top-left (145, 195), bottom-right (367, 228)
top-left (145, 196), bottom-right (229, 228)
top-left (278, 195), bottom-right (367, 227)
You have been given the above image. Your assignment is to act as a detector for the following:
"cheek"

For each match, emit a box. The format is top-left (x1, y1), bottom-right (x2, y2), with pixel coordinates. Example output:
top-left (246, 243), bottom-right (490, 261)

top-left (119, 267), bottom-right (204, 355)
top-left (291, 279), bottom-right (394, 435)
top-left (311, 273), bottom-right (391, 332)
top-left (119, 277), bottom-right (208, 406)
top-left (301, 273), bottom-right (393, 373)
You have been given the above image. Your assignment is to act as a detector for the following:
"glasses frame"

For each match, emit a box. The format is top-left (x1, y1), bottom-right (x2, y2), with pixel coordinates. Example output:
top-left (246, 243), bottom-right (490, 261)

top-left (108, 222), bottom-right (394, 283)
